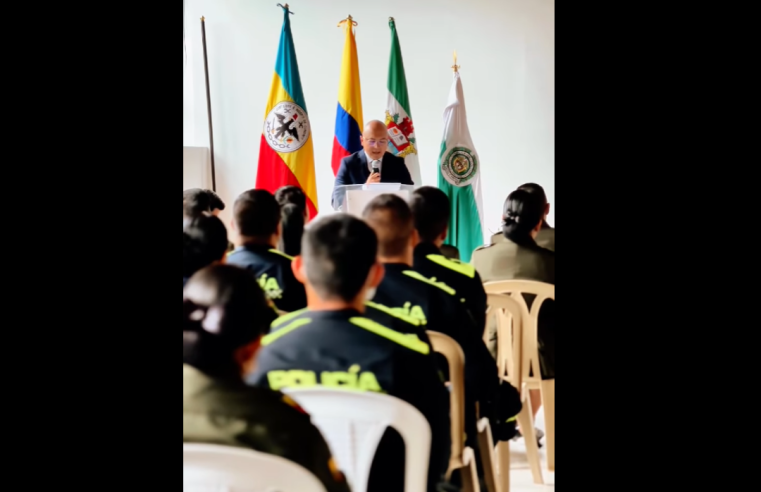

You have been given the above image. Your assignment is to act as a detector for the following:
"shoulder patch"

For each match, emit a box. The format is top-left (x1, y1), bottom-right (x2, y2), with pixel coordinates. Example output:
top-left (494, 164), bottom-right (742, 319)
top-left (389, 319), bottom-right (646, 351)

top-left (426, 254), bottom-right (476, 278)
top-left (365, 300), bottom-right (424, 326)
top-left (349, 317), bottom-right (430, 355)
top-left (402, 270), bottom-right (456, 296)
top-left (262, 318), bottom-right (311, 345)
top-left (268, 248), bottom-right (294, 261)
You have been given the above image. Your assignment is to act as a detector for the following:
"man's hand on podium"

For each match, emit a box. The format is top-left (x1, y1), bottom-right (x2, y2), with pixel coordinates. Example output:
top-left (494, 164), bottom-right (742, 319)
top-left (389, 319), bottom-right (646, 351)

top-left (365, 172), bottom-right (381, 184)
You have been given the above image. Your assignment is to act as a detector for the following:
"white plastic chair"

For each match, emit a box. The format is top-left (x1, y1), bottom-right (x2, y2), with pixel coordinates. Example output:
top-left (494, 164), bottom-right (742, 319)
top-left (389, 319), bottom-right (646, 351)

top-left (484, 280), bottom-right (555, 472)
top-left (283, 387), bottom-right (431, 492)
top-left (426, 331), bottom-right (481, 492)
top-left (183, 443), bottom-right (327, 492)
top-left (487, 293), bottom-right (544, 486)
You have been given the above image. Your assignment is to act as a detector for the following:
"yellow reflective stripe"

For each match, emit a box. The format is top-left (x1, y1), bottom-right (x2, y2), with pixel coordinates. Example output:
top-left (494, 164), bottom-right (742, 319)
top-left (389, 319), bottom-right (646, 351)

top-left (349, 317), bottom-right (430, 355)
top-left (262, 318), bottom-right (311, 345)
top-left (268, 248), bottom-right (294, 261)
top-left (364, 300), bottom-right (423, 326)
top-left (506, 416), bottom-right (517, 423)
top-left (426, 254), bottom-right (476, 278)
top-left (402, 270), bottom-right (456, 296)
top-left (271, 308), bottom-right (308, 329)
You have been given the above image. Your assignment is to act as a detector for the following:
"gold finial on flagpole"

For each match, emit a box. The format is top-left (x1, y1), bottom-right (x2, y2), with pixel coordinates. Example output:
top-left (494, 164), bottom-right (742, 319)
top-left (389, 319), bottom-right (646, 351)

top-left (452, 51), bottom-right (460, 73)
top-left (338, 15), bottom-right (358, 28)
top-left (200, 16), bottom-right (205, 22)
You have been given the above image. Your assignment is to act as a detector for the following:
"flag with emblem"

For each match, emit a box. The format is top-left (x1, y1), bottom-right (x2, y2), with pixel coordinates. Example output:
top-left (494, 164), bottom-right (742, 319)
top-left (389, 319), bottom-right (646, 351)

top-left (384, 18), bottom-right (421, 186)
top-left (331, 16), bottom-right (364, 176)
top-left (437, 68), bottom-right (484, 262)
top-left (256, 5), bottom-right (318, 219)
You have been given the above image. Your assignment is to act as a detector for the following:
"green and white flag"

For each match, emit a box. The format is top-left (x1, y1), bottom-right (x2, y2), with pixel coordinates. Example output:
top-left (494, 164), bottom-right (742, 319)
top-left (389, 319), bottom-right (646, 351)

top-left (384, 18), bottom-right (421, 186)
top-left (437, 71), bottom-right (484, 262)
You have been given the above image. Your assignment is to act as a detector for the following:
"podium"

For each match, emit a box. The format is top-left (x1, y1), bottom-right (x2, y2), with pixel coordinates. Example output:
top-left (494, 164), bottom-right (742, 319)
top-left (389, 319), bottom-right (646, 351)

top-left (333, 183), bottom-right (417, 217)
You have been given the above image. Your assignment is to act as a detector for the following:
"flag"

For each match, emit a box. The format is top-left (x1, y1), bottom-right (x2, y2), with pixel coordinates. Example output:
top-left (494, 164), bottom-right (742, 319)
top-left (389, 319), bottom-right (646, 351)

top-left (331, 17), bottom-right (363, 176)
top-left (385, 18), bottom-right (421, 186)
top-left (437, 71), bottom-right (484, 262)
top-left (256, 7), bottom-right (318, 219)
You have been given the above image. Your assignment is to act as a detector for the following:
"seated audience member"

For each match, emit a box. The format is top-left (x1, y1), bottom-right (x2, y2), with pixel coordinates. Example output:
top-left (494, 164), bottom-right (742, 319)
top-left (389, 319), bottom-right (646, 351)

top-left (183, 264), bottom-right (349, 492)
top-left (183, 188), bottom-right (226, 218)
top-left (409, 186), bottom-right (488, 333)
top-left (471, 189), bottom-right (555, 436)
top-left (226, 189), bottom-right (307, 313)
top-left (274, 185), bottom-right (308, 257)
top-left (489, 183), bottom-right (554, 251)
top-left (363, 195), bottom-right (521, 445)
top-left (440, 244), bottom-right (461, 260)
top-left (183, 214), bottom-right (228, 287)
top-left (248, 214), bottom-right (450, 492)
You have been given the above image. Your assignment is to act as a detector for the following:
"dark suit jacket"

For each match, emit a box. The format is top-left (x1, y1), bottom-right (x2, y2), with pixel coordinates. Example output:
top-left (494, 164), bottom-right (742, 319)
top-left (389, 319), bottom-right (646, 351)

top-left (331, 151), bottom-right (414, 209)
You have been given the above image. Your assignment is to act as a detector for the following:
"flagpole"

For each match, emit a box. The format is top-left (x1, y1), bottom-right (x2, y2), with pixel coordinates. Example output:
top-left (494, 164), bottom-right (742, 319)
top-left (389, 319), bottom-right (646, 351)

top-left (200, 16), bottom-right (217, 192)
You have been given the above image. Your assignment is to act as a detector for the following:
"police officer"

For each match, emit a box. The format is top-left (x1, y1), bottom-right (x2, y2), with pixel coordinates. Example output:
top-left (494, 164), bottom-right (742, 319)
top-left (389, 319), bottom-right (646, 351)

top-left (409, 186), bottom-right (488, 334)
top-left (488, 182), bottom-right (555, 251)
top-left (247, 214), bottom-right (450, 492)
top-left (362, 194), bottom-right (520, 445)
top-left (183, 264), bottom-right (349, 492)
top-left (226, 189), bottom-right (307, 313)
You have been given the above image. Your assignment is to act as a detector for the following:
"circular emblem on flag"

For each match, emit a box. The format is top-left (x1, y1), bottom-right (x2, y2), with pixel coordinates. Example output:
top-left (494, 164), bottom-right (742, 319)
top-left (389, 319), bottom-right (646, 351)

top-left (441, 146), bottom-right (478, 187)
top-left (263, 101), bottom-right (310, 153)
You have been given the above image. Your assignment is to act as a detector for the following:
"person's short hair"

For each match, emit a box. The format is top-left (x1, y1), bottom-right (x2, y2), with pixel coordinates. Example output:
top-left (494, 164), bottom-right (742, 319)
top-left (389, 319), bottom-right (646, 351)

top-left (362, 194), bottom-right (414, 258)
top-left (233, 189), bottom-right (281, 238)
top-left (183, 214), bottom-right (229, 279)
top-left (183, 264), bottom-right (277, 377)
top-left (409, 186), bottom-right (451, 243)
top-left (183, 188), bottom-right (226, 217)
top-left (440, 244), bottom-right (460, 260)
top-left (517, 183), bottom-right (548, 207)
top-left (302, 214), bottom-right (378, 302)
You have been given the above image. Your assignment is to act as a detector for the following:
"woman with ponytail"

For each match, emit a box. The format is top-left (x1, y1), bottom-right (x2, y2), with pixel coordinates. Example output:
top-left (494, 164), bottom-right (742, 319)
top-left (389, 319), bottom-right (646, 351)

top-left (183, 213), bottom-right (228, 287)
top-left (183, 264), bottom-right (349, 492)
top-left (472, 189), bottom-right (555, 440)
top-left (274, 186), bottom-right (307, 257)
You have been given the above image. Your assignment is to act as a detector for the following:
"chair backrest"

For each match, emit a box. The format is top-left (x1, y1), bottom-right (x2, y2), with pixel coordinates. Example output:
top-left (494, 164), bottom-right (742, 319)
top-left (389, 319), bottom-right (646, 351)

top-left (486, 293), bottom-right (524, 388)
top-left (183, 443), bottom-right (327, 492)
top-left (282, 387), bottom-right (430, 492)
top-left (426, 330), bottom-right (467, 476)
top-left (484, 280), bottom-right (554, 386)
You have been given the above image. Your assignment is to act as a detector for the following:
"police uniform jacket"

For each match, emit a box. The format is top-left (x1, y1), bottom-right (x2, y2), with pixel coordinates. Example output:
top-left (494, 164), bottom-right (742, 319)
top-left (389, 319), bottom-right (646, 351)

top-left (226, 244), bottom-right (307, 313)
top-left (413, 242), bottom-right (488, 335)
top-left (183, 364), bottom-right (349, 492)
top-left (247, 308), bottom-right (450, 492)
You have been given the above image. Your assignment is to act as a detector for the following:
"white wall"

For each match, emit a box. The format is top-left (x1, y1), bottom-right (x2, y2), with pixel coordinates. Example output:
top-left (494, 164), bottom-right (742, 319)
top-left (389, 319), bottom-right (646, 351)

top-left (183, 0), bottom-right (554, 238)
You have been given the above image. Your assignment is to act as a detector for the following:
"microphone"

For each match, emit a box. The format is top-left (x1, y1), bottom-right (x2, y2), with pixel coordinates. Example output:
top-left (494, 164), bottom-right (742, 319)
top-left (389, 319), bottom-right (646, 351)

top-left (371, 160), bottom-right (381, 176)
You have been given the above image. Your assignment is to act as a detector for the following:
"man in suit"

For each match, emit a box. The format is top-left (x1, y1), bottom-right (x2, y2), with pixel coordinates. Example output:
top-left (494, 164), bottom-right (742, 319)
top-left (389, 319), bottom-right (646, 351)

top-left (331, 120), bottom-right (414, 209)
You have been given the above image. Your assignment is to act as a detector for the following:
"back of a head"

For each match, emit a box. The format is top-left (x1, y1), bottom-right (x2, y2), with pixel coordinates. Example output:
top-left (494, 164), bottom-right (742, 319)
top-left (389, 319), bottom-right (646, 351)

top-left (183, 188), bottom-right (226, 217)
top-left (517, 183), bottom-right (548, 207)
top-left (233, 189), bottom-right (281, 239)
top-left (184, 264), bottom-right (277, 378)
top-left (302, 214), bottom-right (378, 302)
top-left (274, 185), bottom-right (307, 211)
top-left (362, 194), bottom-right (414, 258)
top-left (502, 189), bottom-right (545, 246)
top-left (275, 186), bottom-right (306, 256)
top-left (183, 214), bottom-right (229, 279)
top-left (440, 244), bottom-right (461, 260)
top-left (410, 186), bottom-right (451, 243)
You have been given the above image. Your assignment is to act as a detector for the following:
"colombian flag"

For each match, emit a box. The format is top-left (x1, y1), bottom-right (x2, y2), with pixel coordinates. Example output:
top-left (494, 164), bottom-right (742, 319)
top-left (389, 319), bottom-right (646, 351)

top-left (331, 18), bottom-right (364, 176)
top-left (256, 7), bottom-right (318, 219)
